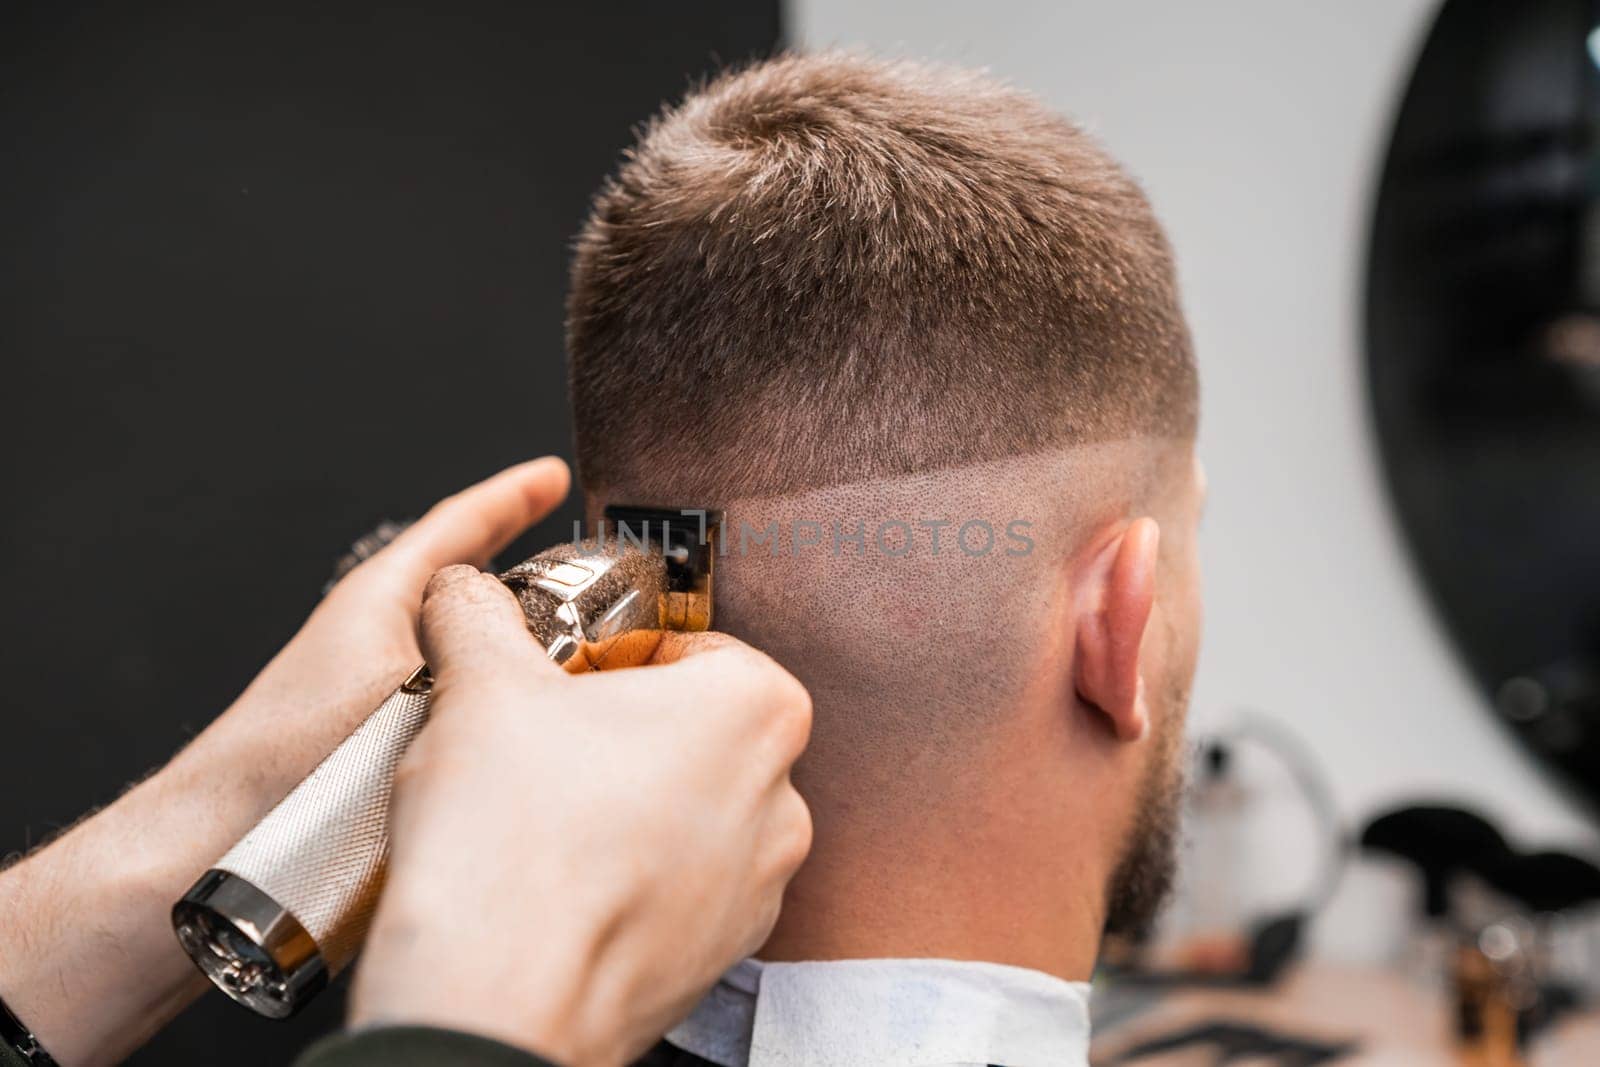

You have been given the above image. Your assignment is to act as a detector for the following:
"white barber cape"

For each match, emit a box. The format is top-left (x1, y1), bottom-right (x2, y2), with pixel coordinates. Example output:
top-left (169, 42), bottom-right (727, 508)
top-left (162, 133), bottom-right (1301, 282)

top-left (665, 958), bottom-right (1092, 1067)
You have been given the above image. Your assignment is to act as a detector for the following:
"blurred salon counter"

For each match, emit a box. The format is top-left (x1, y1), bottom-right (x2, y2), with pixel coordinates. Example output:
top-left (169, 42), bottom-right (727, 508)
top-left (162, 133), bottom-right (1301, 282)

top-left (1091, 965), bottom-right (1600, 1066)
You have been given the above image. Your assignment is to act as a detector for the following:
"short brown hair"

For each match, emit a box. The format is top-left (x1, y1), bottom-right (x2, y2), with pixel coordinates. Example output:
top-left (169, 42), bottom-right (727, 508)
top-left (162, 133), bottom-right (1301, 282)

top-left (568, 52), bottom-right (1196, 500)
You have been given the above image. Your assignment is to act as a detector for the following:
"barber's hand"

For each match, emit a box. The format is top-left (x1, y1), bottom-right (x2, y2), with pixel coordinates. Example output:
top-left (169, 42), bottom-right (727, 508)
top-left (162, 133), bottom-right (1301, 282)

top-left (190, 456), bottom-right (573, 798)
top-left (350, 566), bottom-right (814, 1067)
top-left (0, 459), bottom-right (570, 1067)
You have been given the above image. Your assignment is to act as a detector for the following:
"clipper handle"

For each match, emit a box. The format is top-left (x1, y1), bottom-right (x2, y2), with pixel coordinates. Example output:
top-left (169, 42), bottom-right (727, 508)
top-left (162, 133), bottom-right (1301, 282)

top-left (172, 672), bottom-right (434, 1018)
top-left (175, 517), bottom-right (714, 1019)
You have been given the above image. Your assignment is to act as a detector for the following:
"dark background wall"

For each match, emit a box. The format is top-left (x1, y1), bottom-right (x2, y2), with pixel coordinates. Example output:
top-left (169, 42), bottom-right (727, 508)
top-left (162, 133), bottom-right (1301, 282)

top-left (0, 3), bottom-right (780, 1063)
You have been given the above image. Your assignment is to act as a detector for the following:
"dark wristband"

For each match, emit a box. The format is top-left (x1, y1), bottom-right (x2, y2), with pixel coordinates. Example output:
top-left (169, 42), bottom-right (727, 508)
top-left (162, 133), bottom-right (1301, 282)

top-left (0, 993), bottom-right (57, 1067)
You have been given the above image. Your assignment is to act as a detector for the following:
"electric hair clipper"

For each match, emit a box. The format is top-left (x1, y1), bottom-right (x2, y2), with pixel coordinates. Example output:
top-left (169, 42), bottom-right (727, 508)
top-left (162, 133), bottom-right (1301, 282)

top-left (172, 507), bottom-right (719, 1018)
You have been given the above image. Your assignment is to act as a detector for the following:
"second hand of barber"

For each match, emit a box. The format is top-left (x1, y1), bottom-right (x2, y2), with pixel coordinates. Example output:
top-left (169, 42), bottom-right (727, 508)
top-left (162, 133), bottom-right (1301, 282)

top-left (349, 565), bottom-right (815, 1067)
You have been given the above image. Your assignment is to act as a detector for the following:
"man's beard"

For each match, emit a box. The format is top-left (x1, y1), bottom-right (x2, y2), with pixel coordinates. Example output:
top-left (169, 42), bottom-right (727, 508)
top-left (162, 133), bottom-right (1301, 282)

top-left (1101, 679), bottom-right (1189, 938)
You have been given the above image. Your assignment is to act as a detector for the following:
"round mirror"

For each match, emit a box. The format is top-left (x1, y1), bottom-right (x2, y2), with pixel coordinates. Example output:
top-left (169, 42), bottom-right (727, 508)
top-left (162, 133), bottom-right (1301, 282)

top-left (1368, 0), bottom-right (1600, 807)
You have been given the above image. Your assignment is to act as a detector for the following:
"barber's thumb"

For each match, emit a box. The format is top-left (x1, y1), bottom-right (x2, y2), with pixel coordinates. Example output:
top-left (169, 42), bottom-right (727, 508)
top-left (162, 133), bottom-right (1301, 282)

top-left (417, 564), bottom-right (550, 680)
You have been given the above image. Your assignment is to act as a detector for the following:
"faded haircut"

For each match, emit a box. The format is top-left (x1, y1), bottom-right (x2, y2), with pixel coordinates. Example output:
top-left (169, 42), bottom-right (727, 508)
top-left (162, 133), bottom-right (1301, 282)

top-left (567, 51), bottom-right (1197, 502)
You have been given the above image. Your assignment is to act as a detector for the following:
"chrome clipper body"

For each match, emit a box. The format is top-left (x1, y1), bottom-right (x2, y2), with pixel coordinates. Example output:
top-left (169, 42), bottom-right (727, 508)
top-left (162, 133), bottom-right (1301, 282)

top-left (173, 507), bottom-right (719, 1018)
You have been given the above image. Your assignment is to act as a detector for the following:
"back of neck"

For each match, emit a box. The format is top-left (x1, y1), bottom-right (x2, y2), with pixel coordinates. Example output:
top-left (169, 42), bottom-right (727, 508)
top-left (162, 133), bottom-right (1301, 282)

top-left (758, 784), bottom-right (1109, 981)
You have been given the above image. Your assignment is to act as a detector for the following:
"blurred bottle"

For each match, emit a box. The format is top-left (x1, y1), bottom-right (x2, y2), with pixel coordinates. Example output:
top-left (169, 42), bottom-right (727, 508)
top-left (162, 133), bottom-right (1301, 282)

top-left (1165, 739), bottom-right (1255, 974)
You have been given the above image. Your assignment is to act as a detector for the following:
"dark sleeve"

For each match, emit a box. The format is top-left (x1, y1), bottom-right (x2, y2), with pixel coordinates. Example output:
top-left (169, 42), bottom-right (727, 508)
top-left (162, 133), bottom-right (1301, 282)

top-left (293, 1026), bottom-right (562, 1067)
top-left (632, 1040), bottom-right (719, 1066)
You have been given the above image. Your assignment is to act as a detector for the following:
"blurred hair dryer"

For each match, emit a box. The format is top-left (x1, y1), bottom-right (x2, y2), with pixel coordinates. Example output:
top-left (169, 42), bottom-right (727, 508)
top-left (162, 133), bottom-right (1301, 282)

top-left (172, 507), bottom-right (719, 1018)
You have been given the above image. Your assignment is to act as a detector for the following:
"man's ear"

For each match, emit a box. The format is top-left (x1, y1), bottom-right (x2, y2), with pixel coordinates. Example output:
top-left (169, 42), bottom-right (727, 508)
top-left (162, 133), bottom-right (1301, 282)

top-left (1073, 517), bottom-right (1160, 742)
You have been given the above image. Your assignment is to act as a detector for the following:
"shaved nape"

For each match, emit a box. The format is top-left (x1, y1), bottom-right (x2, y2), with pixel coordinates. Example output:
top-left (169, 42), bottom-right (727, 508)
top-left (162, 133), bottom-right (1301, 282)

top-left (588, 438), bottom-right (1195, 773)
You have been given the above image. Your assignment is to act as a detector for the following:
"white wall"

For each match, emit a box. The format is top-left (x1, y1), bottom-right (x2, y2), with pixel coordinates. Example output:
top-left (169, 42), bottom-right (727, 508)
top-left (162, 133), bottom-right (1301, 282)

top-left (789, 0), bottom-right (1599, 958)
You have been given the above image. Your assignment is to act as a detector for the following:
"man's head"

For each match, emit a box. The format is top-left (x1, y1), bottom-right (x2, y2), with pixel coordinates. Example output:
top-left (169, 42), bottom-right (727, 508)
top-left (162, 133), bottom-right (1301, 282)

top-left (567, 53), bottom-right (1202, 969)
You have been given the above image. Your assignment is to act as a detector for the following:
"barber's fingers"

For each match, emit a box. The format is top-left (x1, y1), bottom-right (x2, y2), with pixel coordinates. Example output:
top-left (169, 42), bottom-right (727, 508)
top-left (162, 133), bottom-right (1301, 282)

top-left (582, 630), bottom-right (738, 671)
top-left (735, 782), bottom-right (813, 959)
top-left (417, 565), bottom-right (559, 682)
top-left (651, 638), bottom-right (813, 762)
top-left (369, 458), bottom-right (571, 591)
top-left (765, 781), bottom-right (814, 882)
top-left (645, 630), bottom-right (755, 665)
